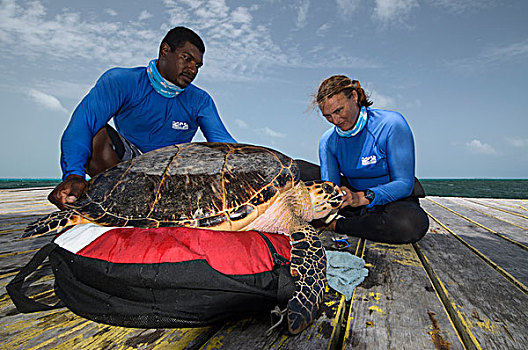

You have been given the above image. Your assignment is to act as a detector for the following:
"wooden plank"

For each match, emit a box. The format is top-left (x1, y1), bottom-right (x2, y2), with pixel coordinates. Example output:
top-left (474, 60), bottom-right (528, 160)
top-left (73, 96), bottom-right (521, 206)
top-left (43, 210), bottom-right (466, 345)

top-left (465, 198), bottom-right (528, 216)
top-left (196, 288), bottom-right (346, 350)
top-left (0, 215), bottom-right (46, 229)
top-left (428, 197), bottom-right (528, 246)
top-left (421, 200), bottom-right (528, 287)
top-left (0, 191), bottom-right (52, 205)
top-left (0, 218), bottom-right (54, 282)
top-left (464, 198), bottom-right (528, 221)
top-left (417, 229), bottom-right (528, 349)
top-left (0, 190), bottom-right (54, 217)
top-left (445, 197), bottom-right (528, 231)
top-left (0, 232), bottom-right (54, 250)
top-left (0, 307), bottom-right (219, 350)
top-left (0, 207), bottom-right (54, 217)
top-left (343, 241), bottom-right (462, 349)
top-left (0, 187), bottom-right (55, 193)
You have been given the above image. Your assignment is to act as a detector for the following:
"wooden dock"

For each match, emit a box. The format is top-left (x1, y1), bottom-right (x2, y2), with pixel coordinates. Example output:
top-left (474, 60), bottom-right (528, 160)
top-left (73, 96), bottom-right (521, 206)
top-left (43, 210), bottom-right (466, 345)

top-left (1, 188), bottom-right (527, 349)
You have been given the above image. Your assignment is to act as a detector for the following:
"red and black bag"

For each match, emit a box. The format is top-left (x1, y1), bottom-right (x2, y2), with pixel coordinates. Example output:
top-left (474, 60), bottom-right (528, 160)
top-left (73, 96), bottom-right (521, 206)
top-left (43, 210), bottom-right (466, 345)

top-left (7, 224), bottom-right (295, 328)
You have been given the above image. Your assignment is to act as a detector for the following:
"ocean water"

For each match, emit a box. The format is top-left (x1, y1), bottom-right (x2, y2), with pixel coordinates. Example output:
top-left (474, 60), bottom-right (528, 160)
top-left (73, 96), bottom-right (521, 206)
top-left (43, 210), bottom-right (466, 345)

top-left (420, 179), bottom-right (528, 199)
top-left (0, 179), bottom-right (60, 189)
top-left (0, 178), bottom-right (527, 199)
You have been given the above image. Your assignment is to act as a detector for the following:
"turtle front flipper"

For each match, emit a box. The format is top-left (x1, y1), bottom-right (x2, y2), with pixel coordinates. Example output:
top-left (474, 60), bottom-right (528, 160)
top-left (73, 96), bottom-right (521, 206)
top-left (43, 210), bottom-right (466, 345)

top-left (286, 223), bottom-right (326, 334)
top-left (23, 210), bottom-right (89, 237)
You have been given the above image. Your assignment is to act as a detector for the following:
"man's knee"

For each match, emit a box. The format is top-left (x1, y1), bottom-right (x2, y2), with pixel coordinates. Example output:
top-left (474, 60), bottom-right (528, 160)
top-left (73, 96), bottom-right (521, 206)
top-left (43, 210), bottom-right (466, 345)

top-left (92, 127), bottom-right (110, 149)
top-left (87, 126), bottom-right (120, 177)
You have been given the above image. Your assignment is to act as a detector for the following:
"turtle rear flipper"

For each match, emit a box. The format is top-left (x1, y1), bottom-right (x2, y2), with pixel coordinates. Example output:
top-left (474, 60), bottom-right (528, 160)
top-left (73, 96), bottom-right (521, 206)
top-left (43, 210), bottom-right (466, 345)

top-left (286, 223), bottom-right (326, 334)
top-left (23, 210), bottom-right (87, 238)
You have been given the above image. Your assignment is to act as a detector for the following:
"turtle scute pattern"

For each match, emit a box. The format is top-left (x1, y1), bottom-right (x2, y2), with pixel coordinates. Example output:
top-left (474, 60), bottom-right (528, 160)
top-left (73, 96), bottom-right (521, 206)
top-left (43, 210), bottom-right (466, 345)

top-left (69, 143), bottom-right (298, 230)
top-left (287, 222), bottom-right (327, 334)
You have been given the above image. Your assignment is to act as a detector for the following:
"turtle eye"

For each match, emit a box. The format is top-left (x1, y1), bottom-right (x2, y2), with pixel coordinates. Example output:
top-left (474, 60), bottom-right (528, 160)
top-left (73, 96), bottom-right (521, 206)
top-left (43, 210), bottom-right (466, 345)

top-left (322, 183), bottom-right (333, 193)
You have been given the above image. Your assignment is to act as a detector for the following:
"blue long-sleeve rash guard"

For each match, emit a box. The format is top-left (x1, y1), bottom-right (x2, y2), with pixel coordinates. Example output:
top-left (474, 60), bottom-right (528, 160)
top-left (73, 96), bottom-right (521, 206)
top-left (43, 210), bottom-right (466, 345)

top-left (60, 66), bottom-right (236, 180)
top-left (319, 108), bottom-right (415, 208)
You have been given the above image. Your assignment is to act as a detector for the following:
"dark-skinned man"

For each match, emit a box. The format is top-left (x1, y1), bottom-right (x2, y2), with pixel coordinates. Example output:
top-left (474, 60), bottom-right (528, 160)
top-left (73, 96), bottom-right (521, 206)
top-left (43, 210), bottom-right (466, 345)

top-left (49, 26), bottom-right (236, 209)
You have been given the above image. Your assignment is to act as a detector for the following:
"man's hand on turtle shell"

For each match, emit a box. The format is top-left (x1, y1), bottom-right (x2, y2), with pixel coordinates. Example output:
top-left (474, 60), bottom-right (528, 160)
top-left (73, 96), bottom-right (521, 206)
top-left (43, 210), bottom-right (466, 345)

top-left (48, 175), bottom-right (88, 210)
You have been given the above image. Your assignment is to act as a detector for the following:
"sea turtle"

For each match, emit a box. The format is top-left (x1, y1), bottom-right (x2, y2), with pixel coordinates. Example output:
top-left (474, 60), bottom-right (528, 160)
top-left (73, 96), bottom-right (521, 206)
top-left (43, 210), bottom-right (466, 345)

top-left (24, 142), bottom-right (343, 334)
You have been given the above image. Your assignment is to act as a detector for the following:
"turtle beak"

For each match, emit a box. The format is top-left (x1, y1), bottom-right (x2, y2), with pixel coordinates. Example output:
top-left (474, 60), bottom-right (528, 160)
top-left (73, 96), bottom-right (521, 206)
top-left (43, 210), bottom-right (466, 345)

top-left (323, 208), bottom-right (339, 224)
top-left (322, 188), bottom-right (344, 224)
top-left (306, 180), bottom-right (344, 221)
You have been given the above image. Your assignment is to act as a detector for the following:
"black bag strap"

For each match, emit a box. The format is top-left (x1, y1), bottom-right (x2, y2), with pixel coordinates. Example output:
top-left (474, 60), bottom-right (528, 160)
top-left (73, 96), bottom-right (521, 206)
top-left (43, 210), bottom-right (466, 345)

top-left (6, 243), bottom-right (64, 313)
top-left (255, 231), bottom-right (295, 307)
top-left (255, 231), bottom-right (290, 266)
top-left (276, 266), bottom-right (296, 307)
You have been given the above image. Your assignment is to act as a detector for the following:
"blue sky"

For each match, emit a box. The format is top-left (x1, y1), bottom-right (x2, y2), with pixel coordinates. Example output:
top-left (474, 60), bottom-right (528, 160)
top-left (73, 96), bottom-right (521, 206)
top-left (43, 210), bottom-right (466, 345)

top-left (1, 0), bottom-right (527, 179)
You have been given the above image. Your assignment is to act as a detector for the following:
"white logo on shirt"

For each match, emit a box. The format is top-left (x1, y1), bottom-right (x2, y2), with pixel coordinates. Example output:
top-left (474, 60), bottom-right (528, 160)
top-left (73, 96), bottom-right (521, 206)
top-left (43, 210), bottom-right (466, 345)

top-left (172, 121), bottom-right (189, 130)
top-left (361, 155), bottom-right (377, 166)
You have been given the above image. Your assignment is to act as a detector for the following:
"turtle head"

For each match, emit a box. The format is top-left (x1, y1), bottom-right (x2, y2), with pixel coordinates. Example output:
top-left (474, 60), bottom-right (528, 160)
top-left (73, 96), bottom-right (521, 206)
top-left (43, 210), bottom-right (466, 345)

top-left (304, 181), bottom-right (343, 221)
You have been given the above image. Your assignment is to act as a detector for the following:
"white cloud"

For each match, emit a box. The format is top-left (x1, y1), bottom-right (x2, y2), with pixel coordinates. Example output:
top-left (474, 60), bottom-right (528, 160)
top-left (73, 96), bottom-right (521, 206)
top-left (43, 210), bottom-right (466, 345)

top-left (365, 89), bottom-right (421, 110)
top-left (490, 41), bottom-right (528, 61)
top-left (231, 7), bottom-right (253, 24)
top-left (316, 23), bottom-right (330, 36)
top-left (234, 119), bottom-right (249, 129)
top-left (27, 89), bottom-right (68, 113)
top-left (231, 7), bottom-right (252, 24)
top-left (0, 0), bottom-right (159, 67)
top-left (104, 8), bottom-right (118, 16)
top-left (295, 0), bottom-right (310, 29)
top-left (235, 120), bottom-right (285, 138)
top-left (138, 10), bottom-right (152, 21)
top-left (0, 0), bottom-right (379, 83)
top-left (336, 0), bottom-right (360, 18)
top-left (372, 0), bottom-right (419, 23)
top-left (259, 127), bottom-right (286, 138)
top-left (465, 139), bottom-right (497, 155)
top-left (368, 89), bottom-right (394, 109)
top-left (506, 137), bottom-right (528, 148)
top-left (298, 46), bottom-right (382, 70)
top-left (33, 79), bottom-right (93, 101)
top-left (432, 0), bottom-right (494, 14)
top-left (308, 43), bottom-right (326, 55)
top-left (196, 6), bottom-right (228, 21)
top-left (404, 98), bottom-right (422, 110)
top-left (163, 0), bottom-right (289, 80)
top-left (449, 40), bottom-right (528, 72)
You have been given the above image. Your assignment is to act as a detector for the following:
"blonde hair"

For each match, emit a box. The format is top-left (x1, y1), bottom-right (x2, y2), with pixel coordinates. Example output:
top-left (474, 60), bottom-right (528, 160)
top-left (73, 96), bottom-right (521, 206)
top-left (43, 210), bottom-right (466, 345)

top-left (314, 75), bottom-right (373, 108)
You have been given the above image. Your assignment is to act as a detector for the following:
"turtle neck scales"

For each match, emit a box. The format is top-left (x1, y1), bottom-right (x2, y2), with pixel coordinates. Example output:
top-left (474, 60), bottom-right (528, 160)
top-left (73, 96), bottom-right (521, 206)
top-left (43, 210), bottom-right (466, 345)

top-left (245, 183), bottom-right (314, 235)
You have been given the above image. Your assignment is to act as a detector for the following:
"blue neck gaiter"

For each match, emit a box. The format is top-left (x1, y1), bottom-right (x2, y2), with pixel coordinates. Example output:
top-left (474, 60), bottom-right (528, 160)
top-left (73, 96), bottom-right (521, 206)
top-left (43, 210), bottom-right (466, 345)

top-left (146, 59), bottom-right (184, 98)
top-left (335, 106), bottom-right (367, 137)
